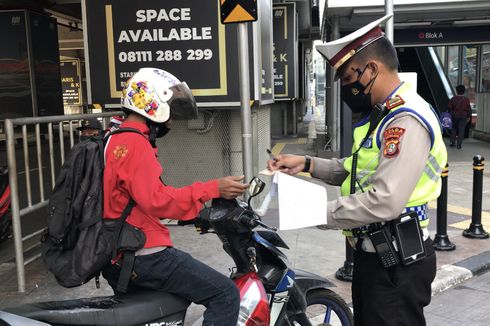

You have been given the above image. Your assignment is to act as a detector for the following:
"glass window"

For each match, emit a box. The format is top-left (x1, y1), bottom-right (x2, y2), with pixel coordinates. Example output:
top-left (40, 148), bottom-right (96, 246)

top-left (447, 46), bottom-right (459, 89)
top-left (435, 46), bottom-right (446, 70)
top-left (462, 45), bottom-right (477, 105)
top-left (481, 44), bottom-right (490, 92)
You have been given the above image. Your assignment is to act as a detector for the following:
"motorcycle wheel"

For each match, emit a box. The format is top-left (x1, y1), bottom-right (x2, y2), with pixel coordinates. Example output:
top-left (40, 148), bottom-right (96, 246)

top-left (289, 289), bottom-right (353, 326)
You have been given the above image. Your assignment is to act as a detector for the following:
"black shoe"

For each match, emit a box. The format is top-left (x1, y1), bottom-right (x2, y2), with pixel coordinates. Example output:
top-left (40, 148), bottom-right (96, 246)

top-left (449, 143), bottom-right (455, 147)
top-left (457, 145), bottom-right (462, 149)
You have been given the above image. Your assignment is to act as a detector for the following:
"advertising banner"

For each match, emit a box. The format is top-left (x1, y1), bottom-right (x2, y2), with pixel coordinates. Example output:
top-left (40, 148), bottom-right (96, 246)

top-left (273, 3), bottom-right (297, 100)
top-left (83, 0), bottom-right (273, 107)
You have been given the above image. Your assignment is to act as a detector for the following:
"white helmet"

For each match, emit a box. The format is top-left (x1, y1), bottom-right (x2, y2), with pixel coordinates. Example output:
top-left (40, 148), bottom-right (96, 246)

top-left (121, 68), bottom-right (198, 123)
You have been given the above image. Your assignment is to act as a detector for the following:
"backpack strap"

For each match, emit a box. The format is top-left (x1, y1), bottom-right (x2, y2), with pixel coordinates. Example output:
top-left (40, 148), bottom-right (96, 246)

top-left (112, 198), bottom-right (136, 258)
top-left (114, 198), bottom-right (136, 293)
top-left (102, 127), bottom-right (148, 293)
top-left (104, 127), bottom-right (147, 142)
top-left (117, 250), bottom-right (136, 293)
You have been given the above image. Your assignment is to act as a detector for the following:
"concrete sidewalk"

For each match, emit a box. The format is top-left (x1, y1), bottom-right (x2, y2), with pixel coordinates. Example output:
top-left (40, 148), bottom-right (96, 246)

top-left (0, 119), bottom-right (489, 324)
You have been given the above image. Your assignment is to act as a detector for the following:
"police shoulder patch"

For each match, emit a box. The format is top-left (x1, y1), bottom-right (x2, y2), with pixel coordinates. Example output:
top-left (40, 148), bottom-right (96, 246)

top-left (383, 127), bottom-right (405, 158)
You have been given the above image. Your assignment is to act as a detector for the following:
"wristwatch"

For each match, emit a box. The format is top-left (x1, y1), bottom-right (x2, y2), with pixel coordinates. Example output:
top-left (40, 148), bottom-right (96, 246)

top-left (302, 155), bottom-right (311, 173)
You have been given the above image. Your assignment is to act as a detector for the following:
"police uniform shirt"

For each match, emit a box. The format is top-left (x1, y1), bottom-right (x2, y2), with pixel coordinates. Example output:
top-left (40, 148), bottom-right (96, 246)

top-left (311, 112), bottom-right (431, 230)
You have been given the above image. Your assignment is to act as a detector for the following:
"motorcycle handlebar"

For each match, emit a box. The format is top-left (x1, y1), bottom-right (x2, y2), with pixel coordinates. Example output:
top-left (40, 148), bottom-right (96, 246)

top-left (180, 205), bottom-right (278, 232)
top-left (238, 212), bottom-right (277, 232)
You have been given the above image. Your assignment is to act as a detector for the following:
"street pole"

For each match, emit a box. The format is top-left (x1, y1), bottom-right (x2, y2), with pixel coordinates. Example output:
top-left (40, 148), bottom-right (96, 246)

top-left (237, 22), bottom-right (254, 184)
top-left (333, 15), bottom-right (353, 282)
top-left (329, 16), bottom-right (340, 152)
top-left (385, 0), bottom-right (394, 43)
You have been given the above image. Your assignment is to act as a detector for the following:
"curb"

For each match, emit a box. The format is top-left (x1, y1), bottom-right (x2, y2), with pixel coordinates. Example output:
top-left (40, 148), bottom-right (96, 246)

top-left (432, 250), bottom-right (490, 295)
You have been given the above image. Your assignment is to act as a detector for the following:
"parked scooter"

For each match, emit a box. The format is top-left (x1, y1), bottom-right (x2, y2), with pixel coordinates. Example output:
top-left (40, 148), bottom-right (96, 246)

top-left (0, 166), bottom-right (12, 244)
top-left (0, 177), bottom-right (353, 326)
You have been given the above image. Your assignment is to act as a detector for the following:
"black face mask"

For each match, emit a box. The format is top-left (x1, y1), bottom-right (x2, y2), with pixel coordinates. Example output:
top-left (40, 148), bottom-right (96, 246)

top-left (146, 120), bottom-right (170, 148)
top-left (340, 65), bottom-right (377, 114)
top-left (154, 123), bottom-right (170, 138)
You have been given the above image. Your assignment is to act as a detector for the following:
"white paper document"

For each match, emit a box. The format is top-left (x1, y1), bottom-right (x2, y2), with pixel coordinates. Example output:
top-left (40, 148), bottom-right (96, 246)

top-left (276, 172), bottom-right (328, 230)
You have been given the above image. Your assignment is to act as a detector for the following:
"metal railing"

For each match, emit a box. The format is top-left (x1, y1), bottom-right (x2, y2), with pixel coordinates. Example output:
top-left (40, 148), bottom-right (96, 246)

top-left (4, 112), bottom-right (122, 292)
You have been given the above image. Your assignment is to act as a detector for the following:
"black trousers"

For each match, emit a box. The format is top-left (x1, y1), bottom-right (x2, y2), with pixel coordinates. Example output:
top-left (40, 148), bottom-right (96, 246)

top-left (103, 247), bottom-right (240, 326)
top-left (352, 239), bottom-right (436, 326)
top-left (450, 117), bottom-right (467, 147)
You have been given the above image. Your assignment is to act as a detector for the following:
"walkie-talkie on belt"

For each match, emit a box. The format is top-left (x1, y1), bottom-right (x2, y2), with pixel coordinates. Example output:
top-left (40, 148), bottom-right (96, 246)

top-left (368, 225), bottom-right (400, 268)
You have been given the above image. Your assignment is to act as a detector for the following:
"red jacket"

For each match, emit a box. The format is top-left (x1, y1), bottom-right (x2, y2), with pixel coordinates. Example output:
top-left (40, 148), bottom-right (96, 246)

top-left (103, 121), bottom-right (220, 248)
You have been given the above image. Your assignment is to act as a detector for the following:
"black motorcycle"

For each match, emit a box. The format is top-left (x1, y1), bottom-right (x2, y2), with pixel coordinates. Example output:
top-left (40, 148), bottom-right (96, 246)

top-left (0, 178), bottom-right (353, 326)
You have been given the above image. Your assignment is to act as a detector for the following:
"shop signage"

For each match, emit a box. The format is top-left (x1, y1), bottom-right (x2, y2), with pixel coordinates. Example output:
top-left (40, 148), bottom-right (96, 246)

top-left (60, 60), bottom-right (82, 105)
top-left (395, 26), bottom-right (490, 46)
top-left (273, 3), bottom-right (297, 100)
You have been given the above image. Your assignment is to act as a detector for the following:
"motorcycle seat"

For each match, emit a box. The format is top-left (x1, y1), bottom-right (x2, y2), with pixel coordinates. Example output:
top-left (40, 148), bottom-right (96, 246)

top-left (4, 290), bottom-right (190, 326)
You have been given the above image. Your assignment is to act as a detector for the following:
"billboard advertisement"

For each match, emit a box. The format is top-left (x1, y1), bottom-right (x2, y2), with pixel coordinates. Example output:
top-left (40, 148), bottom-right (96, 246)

top-left (83, 0), bottom-right (274, 107)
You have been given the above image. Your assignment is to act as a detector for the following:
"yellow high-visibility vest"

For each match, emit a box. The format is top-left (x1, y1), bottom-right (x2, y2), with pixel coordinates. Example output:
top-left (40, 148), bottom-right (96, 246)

top-left (341, 82), bottom-right (447, 231)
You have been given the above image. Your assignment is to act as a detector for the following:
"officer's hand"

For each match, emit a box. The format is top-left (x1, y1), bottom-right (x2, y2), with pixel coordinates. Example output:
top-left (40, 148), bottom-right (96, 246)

top-left (217, 175), bottom-right (248, 199)
top-left (267, 154), bottom-right (308, 175)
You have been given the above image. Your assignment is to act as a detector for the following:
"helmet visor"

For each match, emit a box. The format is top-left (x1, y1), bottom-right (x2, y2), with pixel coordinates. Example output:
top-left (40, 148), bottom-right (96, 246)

top-left (167, 82), bottom-right (198, 120)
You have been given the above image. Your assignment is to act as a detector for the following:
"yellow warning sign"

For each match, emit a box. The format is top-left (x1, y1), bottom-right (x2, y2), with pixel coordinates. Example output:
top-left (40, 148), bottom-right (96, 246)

top-left (220, 0), bottom-right (257, 24)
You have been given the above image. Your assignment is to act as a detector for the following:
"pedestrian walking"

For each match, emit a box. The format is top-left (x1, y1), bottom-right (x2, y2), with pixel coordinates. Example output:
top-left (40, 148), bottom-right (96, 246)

top-left (448, 84), bottom-right (471, 149)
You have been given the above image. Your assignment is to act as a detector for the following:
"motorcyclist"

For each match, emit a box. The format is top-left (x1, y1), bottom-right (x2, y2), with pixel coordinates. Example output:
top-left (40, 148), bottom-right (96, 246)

top-left (102, 67), bottom-right (246, 325)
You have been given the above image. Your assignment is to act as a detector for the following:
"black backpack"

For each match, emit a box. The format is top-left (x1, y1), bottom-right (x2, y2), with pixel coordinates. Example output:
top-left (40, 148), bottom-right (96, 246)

top-left (41, 128), bottom-right (146, 291)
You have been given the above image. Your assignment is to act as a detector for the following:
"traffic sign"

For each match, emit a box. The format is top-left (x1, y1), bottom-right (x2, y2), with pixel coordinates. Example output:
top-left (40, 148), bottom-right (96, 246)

top-left (220, 0), bottom-right (257, 24)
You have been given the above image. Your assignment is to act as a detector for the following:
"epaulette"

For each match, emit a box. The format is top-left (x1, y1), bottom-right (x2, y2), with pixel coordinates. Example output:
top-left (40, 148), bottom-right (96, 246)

top-left (386, 95), bottom-right (405, 110)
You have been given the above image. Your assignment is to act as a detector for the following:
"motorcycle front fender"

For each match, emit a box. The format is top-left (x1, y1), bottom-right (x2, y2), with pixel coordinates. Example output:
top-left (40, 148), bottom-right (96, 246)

top-left (294, 269), bottom-right (335, 294)
top-left (285, 269), bottom-right (336, 319)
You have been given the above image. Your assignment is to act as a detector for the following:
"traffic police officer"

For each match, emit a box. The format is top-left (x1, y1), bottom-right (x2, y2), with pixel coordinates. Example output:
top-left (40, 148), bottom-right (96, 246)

top-left (268, 15), bottom-right (447, 326)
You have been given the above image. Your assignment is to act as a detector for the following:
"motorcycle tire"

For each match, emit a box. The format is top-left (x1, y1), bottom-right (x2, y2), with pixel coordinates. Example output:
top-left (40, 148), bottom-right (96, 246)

top-left (289, 288), bottom-right (353, 326)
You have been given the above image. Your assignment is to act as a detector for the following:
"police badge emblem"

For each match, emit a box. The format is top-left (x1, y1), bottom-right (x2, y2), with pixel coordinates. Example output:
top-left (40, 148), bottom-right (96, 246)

top-left (383, 127), bottom-right (405, 158)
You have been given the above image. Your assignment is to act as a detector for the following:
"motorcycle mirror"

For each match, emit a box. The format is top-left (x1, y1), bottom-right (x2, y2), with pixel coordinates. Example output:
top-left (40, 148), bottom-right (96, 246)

top-left (247, 177), bottom-right (265, 207)
top-left (248, 177), bottom-right (265, 197)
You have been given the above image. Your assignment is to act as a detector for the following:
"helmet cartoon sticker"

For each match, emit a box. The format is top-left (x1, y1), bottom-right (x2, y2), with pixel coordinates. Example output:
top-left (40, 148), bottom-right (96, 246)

top-left (127, 81), bottom-right (159, 116)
